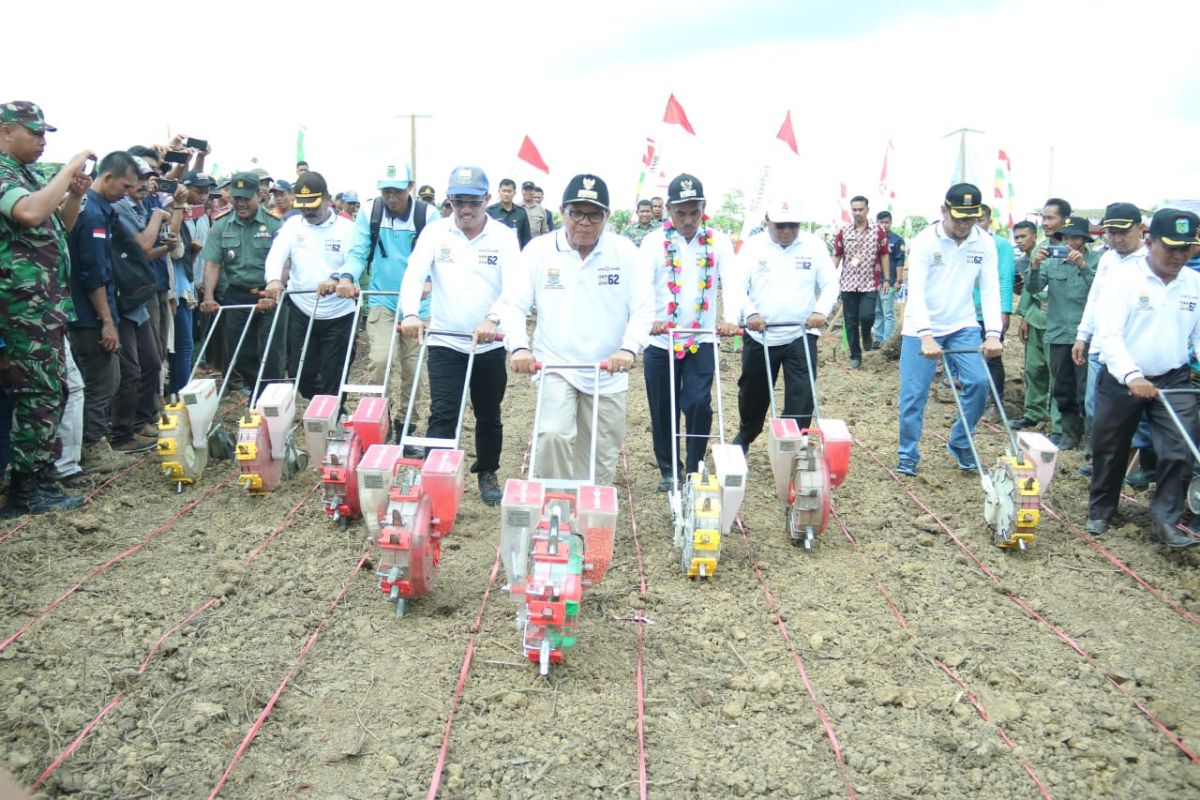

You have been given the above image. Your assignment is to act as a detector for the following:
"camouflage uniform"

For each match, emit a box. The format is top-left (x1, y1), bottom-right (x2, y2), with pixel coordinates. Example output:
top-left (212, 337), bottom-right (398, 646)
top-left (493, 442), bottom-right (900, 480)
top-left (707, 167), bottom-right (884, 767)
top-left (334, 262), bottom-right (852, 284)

top-left (0, 149), bottom-right (73, 473)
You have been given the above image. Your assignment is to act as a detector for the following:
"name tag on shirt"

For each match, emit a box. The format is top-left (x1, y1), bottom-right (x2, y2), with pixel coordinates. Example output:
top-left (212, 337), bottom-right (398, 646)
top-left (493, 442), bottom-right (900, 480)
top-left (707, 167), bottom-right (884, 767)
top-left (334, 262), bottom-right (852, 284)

top-left (596, 265), bottom-right (620, 286)
top-left (1182, 295), bottom-right (1198, 312)
top-left (325, 240), bottom-right (342, 254)
top-left (477, 249), bottom-right (499, 267)
top-left (795, 257), bottom-right (812, 271)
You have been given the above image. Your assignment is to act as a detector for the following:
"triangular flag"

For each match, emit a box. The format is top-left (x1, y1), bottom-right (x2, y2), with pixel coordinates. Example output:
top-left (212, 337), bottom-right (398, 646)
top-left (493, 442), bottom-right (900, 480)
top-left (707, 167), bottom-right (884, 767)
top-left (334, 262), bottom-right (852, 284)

top-left (662, 94), bottom-right (696, 135)
top-left (776, 111), bottom-right (798, 155)
top-left (517, 135), bottom-right (549, 174)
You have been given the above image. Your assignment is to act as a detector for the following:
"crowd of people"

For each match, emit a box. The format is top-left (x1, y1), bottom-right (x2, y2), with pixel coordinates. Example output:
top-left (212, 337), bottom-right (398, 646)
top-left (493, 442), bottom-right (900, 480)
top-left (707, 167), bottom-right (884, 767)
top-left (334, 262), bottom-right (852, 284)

top-left (0, 99), bottom-right (1197, 551)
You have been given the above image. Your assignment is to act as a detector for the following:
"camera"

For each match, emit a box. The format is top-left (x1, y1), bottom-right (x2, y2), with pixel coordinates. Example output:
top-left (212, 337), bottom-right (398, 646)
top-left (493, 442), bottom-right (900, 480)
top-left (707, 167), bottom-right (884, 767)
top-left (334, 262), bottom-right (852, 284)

top-left (156, 177), bottom-right (178, 193)
top-left (1045, 245), bottom-right (1069, 259)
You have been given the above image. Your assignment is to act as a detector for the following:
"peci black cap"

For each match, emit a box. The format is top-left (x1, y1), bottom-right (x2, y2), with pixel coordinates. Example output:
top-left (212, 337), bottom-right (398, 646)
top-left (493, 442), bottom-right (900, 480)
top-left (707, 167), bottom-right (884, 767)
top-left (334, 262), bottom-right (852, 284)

top-left (182, 170), bottom-right (216, 189)
top-left (1100, 202), bottom-right (1142, 230)
top-left (945, 183), bottom-right (983, 219)
top-left (1148, 208), bottom-right (1200, 247)
top-left (293, 171), bottom-right (329, 209)
top-left (667, 173), bottom-right (704, 205)
top-left (562, 174), bottom-right (609, 210)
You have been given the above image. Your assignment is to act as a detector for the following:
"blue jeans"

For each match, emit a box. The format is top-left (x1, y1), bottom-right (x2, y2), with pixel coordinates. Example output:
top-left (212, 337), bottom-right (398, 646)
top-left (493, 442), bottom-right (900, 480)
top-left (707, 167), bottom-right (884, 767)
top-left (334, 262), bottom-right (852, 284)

top-left (898, 327), bottom-right (987, 466)
top-left (872, 287), bottom-right (896, 343)
top-left (1087, 351), bottom-right (1152, 449)
top-left (169, 304), bottom-right (194, 395)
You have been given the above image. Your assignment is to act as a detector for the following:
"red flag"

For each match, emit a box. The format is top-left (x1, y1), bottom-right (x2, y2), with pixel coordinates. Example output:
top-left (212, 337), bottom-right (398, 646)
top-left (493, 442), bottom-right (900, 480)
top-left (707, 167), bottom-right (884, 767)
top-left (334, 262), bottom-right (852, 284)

top-left (517, 135), bottom-right (549, 174)
top-left (641, 138), bottom-right (656, 167)
top-left (662, 94), bottom-right (696, 135)
top-left (776, 110), bottom-right (798, 155)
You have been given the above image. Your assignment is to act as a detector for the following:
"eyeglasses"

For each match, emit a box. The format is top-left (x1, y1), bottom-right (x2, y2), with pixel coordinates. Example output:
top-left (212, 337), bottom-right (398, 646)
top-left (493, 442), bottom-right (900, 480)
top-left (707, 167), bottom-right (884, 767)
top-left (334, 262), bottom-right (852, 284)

top-left (450, 197), bottom-right (484, 208)
top-left (772, 222), bottom-right (801, 230)
top-left (566, 208), bottom-right (606, 224)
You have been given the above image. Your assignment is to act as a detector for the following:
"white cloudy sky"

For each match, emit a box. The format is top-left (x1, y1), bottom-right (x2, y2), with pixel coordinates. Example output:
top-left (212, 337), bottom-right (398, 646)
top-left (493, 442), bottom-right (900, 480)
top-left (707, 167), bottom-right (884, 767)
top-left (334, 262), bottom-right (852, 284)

top-left (8, 0), bottom-right (1199, 223)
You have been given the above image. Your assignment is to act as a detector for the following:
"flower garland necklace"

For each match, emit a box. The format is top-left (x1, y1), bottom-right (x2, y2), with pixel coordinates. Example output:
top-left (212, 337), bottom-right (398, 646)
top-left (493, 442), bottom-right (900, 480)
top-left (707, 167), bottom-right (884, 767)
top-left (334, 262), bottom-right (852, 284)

top-left (662, 216), bottom-right (714, 359)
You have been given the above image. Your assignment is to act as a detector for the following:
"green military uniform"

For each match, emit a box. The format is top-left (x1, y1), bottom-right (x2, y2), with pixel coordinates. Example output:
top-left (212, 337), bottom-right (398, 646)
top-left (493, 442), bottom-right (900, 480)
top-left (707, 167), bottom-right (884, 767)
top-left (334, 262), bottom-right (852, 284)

top-left (0, 99), bottom-right (87, 515)
top-left (199, 176), bottom-right (284, 386)
top-left (1027, 235), bottom-right (1099, 445)
top-left (0, 148), bottom-right (73, 473)
top-left (622, 219), bottom-right (661, 247)
top-left (1015, 243), bottom-right (1060, 432)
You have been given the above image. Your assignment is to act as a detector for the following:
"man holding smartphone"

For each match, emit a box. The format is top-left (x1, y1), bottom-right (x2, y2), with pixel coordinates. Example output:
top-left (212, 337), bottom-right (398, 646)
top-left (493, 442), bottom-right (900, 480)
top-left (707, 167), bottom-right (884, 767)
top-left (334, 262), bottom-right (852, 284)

top-left (1025, 212), bottom-right (1098, 451)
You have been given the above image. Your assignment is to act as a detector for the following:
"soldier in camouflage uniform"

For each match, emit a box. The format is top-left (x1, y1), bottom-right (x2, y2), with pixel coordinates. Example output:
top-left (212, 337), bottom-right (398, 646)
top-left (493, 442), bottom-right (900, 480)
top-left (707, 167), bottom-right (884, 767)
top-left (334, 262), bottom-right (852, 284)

top-left (0, 101), bottom-right (94, 516)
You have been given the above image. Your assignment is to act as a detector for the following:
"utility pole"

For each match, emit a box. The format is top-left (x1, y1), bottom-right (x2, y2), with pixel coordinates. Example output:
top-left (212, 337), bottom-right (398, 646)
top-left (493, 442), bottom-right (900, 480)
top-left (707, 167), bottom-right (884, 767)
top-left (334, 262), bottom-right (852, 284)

top-left (943, 128), bottom-right (984, 182)
top-left (1047, 144), bottom-right (1055, 198)
top-left (396, 114), bottom-right (432, 180)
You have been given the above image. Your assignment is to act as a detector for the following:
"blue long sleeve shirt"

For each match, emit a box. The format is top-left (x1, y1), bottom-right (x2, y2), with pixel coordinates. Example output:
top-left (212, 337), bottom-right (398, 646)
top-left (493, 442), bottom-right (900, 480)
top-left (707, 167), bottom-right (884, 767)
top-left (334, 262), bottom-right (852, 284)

top-left (975, 232), bottom-right (1015, 319)
top-left (345, 198), bottom-right (432, 317)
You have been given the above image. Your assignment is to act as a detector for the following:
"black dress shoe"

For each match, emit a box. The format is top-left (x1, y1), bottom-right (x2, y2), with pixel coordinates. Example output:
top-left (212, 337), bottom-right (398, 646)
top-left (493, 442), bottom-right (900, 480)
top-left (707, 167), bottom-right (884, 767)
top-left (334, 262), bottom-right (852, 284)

top-left (1009, 417), bottom-right (1037, 430)
top-left (1151, 522), bottom-right (1200, 549)
top-left (1124, 468), bottom-right (1155, 491)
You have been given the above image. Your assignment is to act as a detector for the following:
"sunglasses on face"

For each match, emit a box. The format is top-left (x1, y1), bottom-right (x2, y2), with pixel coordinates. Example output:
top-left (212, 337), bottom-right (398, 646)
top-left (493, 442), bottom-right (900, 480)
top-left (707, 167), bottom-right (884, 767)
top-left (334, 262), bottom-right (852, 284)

top-left (450, 197), bottom-right (484, 208)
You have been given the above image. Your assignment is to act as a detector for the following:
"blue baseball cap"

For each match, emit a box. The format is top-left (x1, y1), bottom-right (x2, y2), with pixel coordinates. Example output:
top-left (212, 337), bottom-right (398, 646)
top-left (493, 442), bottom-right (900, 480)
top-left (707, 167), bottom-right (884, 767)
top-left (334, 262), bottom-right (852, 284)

top-left (378, 162), bottom-right (413, 190)
top-left (270, 179), bottom-right (293, 193)
top-left (342, 191), bottom-right (359, 203)
top-left (446, 165), bottom-right (488, 197)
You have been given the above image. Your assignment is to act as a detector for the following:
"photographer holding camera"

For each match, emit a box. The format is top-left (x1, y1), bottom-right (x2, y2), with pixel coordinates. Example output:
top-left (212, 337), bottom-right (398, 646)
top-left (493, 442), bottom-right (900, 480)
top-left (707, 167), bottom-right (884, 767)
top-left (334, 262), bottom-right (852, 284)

top-left (1025, 208), bottom-right (1099, 451)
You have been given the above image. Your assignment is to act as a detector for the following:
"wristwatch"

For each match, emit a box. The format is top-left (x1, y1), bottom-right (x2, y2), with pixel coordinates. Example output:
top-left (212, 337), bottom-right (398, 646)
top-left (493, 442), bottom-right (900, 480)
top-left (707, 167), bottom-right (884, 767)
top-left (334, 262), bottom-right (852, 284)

top-left (330, 272), bottom-right (354, 282)
top-left (485, 313), bottom-right (501, 325)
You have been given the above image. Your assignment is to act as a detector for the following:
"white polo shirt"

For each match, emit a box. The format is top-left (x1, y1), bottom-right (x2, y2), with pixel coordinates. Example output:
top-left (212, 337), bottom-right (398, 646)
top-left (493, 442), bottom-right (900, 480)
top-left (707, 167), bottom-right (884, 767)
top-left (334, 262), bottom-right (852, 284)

top-left (1076, 244), bottom-right (1146, 354)
top-left (726, 230), bottom-right (839, 347)
top-left (1096, 256), bottom-right (1200, 384)
top-left (401, 215), bottom-right (517, 354)
top-left (902, 221), bottom-right (1001, 338)
top-left (265, 211), bottom-right (357, 319)
top-left (639, 226), bottom-right (737, 349)
top-left (495, 228), bottom-right (653, 394)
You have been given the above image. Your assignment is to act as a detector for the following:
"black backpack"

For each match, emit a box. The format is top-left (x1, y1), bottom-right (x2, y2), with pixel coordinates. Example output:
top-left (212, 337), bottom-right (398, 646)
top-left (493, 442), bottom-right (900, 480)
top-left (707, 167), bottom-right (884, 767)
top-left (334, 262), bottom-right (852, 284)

top-left (110, 227), bottom-right (158, 313)
top-left (366, 197), bottom-right (429, 269)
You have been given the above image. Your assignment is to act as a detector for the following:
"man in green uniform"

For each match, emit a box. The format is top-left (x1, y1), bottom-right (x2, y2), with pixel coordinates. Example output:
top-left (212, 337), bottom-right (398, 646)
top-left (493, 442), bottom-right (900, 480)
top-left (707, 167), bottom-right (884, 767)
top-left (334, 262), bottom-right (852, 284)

top-left (1013, 211), bottom-right (1063, 436)
top-left (1025, 210), bottom-right (1098, 450)
top-left (0, 101), bottom-right (92, 515)
top-left (199, 171), bottom-right (283, 391)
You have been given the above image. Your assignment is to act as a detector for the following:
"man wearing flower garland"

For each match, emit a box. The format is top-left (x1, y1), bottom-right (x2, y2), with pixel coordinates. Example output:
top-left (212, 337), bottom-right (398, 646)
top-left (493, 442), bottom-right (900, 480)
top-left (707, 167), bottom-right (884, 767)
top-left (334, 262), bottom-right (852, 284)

top-left (496, 173), bottom-right (653, 486)
top-left (640, 174), bottom-right (739, 492)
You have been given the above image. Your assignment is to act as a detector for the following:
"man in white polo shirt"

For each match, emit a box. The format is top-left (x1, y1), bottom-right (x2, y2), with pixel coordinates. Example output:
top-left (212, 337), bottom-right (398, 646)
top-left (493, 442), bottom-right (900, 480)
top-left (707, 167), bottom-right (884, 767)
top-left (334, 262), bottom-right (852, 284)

top-left (263, 171), bottom-right (358, 399)
top-left (896, 183), bottom-right (1003, 476)
top-left (400, 166), bottom-right (518, 506)
top-left (1085, 209), bottom-right (1200, 549)
top-left (726, 197), bottom-right (837, 452)
top-left (640, 173), bottom-right (739, 492)
top-left (1072, 202), bottom-right (1149, 467)
top-left (495, 173), bottom-right (653, 486)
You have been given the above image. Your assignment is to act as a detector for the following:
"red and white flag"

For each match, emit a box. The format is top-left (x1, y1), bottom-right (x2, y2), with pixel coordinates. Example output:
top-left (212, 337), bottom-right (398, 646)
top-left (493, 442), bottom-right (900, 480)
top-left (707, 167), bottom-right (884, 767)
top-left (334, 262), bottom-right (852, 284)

top-left (879, 139), bottom-right (896, 212)
top-left (517, 135), bottom-right (549, 174)
top-left (839, 183), bottom-right (851, 224)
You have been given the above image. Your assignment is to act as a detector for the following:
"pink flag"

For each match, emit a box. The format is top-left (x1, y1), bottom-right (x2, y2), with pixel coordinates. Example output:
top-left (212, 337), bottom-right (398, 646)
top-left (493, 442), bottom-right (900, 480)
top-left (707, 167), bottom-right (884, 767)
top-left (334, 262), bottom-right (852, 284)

top-left (662, 94), bottom-right (696, 135)
top-left (776, 111), bottom-right (798, 155)
top-left (517, 135), bottom-right (549, 174)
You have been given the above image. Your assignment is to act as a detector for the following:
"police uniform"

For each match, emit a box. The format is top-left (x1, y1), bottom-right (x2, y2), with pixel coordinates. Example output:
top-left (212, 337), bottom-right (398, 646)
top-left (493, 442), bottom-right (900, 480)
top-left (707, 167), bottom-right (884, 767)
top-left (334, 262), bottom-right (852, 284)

top-left (0, 101), bottom-right (84, 513)
top-left (199, 172), bottom-right (283, 386)
top-left (1088, 210), bottom-right (1200, 548)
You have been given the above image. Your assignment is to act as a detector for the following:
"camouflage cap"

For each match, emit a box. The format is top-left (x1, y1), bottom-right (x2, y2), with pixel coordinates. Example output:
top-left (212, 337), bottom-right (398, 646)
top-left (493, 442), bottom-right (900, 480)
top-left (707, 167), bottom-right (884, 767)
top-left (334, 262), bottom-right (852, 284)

top-left (0, 101), bottom-right (56, 134)
top-left (229, 172), bottom-right (260, 199)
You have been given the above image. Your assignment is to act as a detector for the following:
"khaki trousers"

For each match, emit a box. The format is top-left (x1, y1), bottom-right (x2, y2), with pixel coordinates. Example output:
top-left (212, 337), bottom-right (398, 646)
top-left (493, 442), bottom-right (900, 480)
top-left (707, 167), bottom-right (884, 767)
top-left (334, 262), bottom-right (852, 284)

top-left (367, 307), bottom-right (422, 421)
top-left (534, 373), bottom-right (626, 486)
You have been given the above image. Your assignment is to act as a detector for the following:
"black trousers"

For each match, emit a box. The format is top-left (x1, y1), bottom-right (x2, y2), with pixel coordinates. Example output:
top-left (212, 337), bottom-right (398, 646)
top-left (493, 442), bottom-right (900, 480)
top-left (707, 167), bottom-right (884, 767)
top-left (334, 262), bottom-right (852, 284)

top-left (1049, 342), bottom-right (1087, 435)
top-left (426, 346), bottom-right (506, 473)
top-left (644, 342), bottom-right (715, 477)
top-left (114, 318), bottom-right (161, 439)
top-left (979, 321), bottom-right (1006, 404)
top-left (736, 334), bottom-right (817, 447)
top-left (286, 301), bottom-right (355, 400)
top-left (1089, 366), bottom-right (1197, 526)
top-left (219, 286), bottom-right (286, 386)
top-left (841, 290), bottom-right (877, 359)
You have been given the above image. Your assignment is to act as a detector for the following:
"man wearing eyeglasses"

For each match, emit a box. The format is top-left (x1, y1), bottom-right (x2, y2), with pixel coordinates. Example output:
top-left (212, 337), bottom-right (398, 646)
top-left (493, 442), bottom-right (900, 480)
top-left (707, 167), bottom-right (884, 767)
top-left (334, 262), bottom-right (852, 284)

top-left (494, 174), bottom-right (653, 485)
top-left (726, 198), bottom-right (838, 452)
top-left (399, 166), bottom-right (518, 507)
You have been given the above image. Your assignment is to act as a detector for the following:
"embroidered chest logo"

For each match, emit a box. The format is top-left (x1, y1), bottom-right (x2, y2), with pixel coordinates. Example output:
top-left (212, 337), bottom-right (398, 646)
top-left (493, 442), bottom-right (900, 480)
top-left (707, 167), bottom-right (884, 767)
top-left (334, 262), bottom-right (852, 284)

top-left (545, 267), bottom-right (563, 288)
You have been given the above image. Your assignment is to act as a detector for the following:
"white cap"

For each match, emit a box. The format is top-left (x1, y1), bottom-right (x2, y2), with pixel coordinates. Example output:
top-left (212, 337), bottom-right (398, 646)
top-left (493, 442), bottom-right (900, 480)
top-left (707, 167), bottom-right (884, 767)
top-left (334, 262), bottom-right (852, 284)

top-left (766, 198), bottom-right (803, 223)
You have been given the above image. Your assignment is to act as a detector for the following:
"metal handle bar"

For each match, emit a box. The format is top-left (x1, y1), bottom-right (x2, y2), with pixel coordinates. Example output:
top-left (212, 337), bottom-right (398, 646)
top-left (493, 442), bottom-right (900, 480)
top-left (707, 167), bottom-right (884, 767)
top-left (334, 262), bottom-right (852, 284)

top-left (527, 362), bottom-right (609, 486)
top-left (424, 328), bottom-right (505, 341)
top-left (662, 327), bottom-right (743, 337)
top-left (534, 361), bottom-right (610, 372)
top-left (1157, 394), bottom-right (1200, 465)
